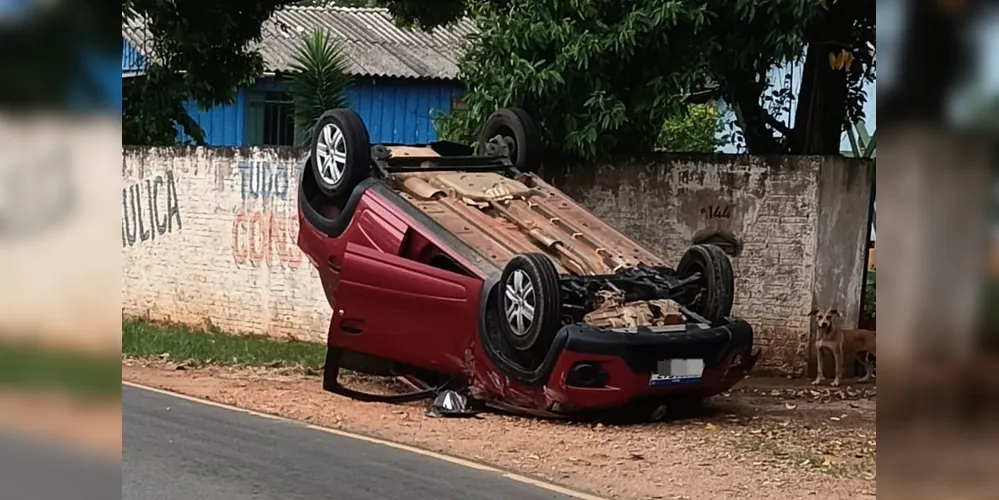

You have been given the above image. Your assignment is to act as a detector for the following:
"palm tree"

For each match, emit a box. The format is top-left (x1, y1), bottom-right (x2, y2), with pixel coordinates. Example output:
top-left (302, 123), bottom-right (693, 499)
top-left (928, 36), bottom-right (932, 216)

top-left (288, 28), bottom-right (352, 146)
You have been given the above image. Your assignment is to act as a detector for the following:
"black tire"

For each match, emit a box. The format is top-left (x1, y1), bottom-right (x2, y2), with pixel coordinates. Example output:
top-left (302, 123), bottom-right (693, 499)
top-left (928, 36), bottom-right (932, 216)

top-left (495, 253), bottom-right (562, 354)
top-left (477, 108), bottom-right (542, 173)
top-left (310, 109), bottom-right (372, 198)
top-left (676, 244), bottom-right (735, 324)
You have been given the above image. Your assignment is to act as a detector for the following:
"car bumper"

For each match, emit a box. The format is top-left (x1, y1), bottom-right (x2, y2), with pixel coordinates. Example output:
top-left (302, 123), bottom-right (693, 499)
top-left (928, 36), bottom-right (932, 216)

top-left (540, 319), bottom-right (757, 412)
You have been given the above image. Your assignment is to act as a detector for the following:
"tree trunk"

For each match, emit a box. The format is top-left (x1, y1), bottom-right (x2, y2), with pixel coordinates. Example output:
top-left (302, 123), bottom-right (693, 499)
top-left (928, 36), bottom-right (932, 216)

top-left (726, 72), bottom-right (783, 154)
top-left (790, 6), bottom-right (852, 154)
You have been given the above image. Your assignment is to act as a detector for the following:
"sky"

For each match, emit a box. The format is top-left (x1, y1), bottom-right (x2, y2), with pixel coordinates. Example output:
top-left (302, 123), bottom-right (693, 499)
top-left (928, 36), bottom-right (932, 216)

top-left (717, 0), bottom-right (999, 153)
top-left (715, 61), bottom-right (876, 154)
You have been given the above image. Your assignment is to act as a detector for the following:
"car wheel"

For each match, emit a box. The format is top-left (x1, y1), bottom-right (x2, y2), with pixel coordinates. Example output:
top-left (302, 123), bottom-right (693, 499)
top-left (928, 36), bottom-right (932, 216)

top-left (477, 108), bottom-right (542, 173)
top-left (676, 244), bottom-right (734, 324)
top-left (311, 108), bottom-right (372, 198)
top-left (496, 253), bottom-right (562, 354)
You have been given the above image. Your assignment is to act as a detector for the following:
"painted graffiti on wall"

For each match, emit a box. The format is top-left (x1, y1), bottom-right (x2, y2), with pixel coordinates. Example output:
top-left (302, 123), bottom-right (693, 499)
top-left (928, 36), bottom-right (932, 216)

top-left (0, 150), bottom-right (77, 240)
top-left (238, 160), bottom-right (291, 202)
top-left (122, 170), bottom-right (182, 247)
top-left (232, 210), bottom-right (302, 269)
top-left (232, 160), bottom-right (302, 269)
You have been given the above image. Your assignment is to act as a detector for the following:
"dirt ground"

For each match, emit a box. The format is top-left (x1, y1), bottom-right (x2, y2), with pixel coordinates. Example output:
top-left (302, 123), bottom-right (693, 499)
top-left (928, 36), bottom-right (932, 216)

top-left (122, 358), bottom-right (876, 500)
top-left (0, 391), bottom-right (121, 460)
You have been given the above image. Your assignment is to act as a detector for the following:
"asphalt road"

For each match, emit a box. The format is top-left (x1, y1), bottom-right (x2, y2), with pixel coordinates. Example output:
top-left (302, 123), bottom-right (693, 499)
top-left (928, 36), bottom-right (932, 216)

top-left (123, 385), bottom-right (580, 500)
top-left (0, 429), bottom-right (120, 500)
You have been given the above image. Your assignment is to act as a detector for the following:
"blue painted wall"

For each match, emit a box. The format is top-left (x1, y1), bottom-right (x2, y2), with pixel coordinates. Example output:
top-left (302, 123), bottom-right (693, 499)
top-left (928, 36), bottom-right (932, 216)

top-left (346, 77), bottom-right (463, 144)
top-left (177, 90), bottom-right (248, 146)
top-left (169, 77), bottom-right (462, 146)
top-left (72, 49), bottom-right (123, 113)
top-left (121, 37), bottom-right (145, 73)
top-left (122, 38), bottom-right (463, 146)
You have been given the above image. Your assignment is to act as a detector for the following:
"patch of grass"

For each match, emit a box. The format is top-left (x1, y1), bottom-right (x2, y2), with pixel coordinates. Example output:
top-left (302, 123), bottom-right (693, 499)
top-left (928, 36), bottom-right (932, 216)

top-left (122, 318), bottom-right (327, 368)
top-left (0, 340), bottom-right (121, 400)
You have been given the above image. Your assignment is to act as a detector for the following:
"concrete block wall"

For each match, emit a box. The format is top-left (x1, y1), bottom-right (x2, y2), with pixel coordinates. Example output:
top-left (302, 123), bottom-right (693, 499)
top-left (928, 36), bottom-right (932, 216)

top-left (122, 147), bottom-right (331, 343)
top-left (546, 155), bottom-right (874, 375)
top-left (122, 148), bottom-right (874, 375)
top-left (2, 117), bottom-right (121, 354)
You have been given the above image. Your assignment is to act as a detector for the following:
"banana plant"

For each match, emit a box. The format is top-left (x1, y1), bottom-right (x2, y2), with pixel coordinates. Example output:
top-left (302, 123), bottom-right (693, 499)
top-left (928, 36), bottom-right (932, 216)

top-left (288, 28), bottom-right (353, 147)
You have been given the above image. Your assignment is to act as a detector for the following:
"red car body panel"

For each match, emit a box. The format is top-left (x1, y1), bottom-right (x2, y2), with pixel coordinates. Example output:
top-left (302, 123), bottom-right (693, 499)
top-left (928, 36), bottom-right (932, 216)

top-left (474, 349), bottom-right (750, 412)
top-left (299, 190), bottom-right (486, 377)
top-left (298, 162), bottom-right (757, 416)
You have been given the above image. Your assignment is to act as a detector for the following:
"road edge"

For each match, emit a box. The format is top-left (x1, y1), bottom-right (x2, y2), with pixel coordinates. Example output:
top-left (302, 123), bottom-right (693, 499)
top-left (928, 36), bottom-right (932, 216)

top-left (122, 381), bottom-right (609, 500)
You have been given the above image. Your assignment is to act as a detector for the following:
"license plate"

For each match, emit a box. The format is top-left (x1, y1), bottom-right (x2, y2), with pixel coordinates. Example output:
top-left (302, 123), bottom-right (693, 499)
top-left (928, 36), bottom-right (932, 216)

top-left (649, 359), bottom-right (704, 387)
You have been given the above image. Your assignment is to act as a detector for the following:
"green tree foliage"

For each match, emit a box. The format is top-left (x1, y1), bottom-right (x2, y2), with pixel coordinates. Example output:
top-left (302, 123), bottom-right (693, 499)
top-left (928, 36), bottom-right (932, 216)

top-left (374, 0), bottom-right (467, 30)
top-left (715, 0), bottom-right (875, 154)
top-left (122, 0), bottom-right (299, 145)
top-left (121, 0), bottom-right (873, 155)
top-left (435, 0), bottom-right (719, 159)
top-left (288, 29), bottom-right (353, 146)
top-left (430, 0), bottom-right (873, 159)
top-left (0, 0), bottom-right (118, 110)
top-left (657, 104), bottom-right (723, 153)
top-left (121, 0), bottom-right (433, 145)
top-left (122, 77), bottom-right (202, 146)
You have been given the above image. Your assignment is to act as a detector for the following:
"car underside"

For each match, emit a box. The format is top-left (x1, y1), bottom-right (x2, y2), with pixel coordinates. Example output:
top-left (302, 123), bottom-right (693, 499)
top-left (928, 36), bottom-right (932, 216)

top-left (297, 107), bottom-right (759, 420)
top-left (561, 266), bottom-right (703, 329)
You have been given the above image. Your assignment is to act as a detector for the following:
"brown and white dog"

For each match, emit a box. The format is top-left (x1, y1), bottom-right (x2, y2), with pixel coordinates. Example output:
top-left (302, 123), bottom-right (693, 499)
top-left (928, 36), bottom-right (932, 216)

top-left (807, 308), bottom-right (877, 386)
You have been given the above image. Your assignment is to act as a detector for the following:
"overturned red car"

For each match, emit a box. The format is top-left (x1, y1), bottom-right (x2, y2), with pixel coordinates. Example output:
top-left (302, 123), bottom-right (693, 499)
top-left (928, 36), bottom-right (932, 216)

top-left (296, 107), bottom-right (759, 419)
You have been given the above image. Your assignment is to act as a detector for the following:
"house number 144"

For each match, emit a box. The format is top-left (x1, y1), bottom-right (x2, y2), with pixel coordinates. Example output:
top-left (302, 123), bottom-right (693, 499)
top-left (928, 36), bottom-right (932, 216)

top-left (701, 204), bottom-right (733, 219)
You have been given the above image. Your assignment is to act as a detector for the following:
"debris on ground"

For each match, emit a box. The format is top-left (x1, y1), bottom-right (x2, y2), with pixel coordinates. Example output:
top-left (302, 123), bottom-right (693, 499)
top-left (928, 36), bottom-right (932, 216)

top-left (425, 390), bottom-right (480, 418)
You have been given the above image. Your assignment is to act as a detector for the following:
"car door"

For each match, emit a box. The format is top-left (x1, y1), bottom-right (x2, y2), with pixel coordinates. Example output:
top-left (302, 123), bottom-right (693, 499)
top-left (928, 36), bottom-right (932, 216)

top-left (345, 199), bottom-right (407, 255)
top-left (311, 195), bottom-right (407, 310)
top-left (331, 241), bottom-right (483, 374)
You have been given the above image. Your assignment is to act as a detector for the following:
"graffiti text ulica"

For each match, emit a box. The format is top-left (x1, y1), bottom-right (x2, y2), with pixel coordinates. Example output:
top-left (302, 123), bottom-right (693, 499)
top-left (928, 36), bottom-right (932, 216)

top-left (122, 170), bottom-right (182, 247)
